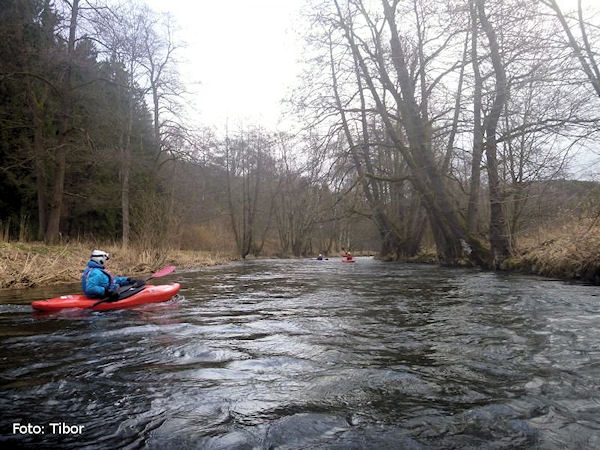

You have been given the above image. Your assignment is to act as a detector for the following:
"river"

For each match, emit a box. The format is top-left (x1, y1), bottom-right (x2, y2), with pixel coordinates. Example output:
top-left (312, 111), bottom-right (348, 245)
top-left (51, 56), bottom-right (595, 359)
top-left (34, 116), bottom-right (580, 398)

top-left (1, 258), bottom-right (599, 448)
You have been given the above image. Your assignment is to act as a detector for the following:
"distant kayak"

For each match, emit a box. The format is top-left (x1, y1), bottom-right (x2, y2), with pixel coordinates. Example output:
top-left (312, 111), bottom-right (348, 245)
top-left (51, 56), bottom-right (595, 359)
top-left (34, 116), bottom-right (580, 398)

top-left (342, 259), bottom-right (356, 263)
top-left (31, 283), bottom-right (181, 312)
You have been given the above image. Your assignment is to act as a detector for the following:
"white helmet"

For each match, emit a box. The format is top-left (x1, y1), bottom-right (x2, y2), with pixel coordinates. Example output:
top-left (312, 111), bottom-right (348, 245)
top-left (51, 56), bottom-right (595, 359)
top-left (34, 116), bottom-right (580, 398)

top-left (90, 249), bottom-right (110, 266)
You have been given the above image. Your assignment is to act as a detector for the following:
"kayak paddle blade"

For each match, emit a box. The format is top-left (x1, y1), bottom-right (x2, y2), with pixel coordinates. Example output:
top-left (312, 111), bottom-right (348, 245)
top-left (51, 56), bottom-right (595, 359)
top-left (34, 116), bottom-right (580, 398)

top-left (150, 265), bottom-right (176, 280)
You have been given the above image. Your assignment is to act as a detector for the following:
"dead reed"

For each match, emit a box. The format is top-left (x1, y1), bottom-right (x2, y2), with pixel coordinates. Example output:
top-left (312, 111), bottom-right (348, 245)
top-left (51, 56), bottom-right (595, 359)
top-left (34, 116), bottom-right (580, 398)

top-left (504, 218), bottom-right (600, 283)
top-left (0, 242), bottom-right (235, 289)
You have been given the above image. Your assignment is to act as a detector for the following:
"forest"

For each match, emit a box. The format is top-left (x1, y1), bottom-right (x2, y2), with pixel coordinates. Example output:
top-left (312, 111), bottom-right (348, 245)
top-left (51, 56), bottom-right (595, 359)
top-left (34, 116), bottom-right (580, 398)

top-left (1, 0), bottom-right (600, 281)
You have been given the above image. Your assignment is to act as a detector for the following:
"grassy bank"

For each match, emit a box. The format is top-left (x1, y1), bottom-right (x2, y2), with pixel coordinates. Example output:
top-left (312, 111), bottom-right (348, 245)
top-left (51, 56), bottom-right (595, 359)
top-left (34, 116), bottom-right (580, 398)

top-left (384, 218), bottom-right (600, 285)
top-left (0, 242), bottom-right (236, 289)
top-left (503, 220), bottom-right (600, 284)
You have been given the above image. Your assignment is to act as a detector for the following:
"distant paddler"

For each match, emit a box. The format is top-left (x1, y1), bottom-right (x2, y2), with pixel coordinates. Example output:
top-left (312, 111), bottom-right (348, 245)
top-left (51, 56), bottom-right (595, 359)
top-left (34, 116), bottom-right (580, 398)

top-left (341, 247), bottom-right (354, 262)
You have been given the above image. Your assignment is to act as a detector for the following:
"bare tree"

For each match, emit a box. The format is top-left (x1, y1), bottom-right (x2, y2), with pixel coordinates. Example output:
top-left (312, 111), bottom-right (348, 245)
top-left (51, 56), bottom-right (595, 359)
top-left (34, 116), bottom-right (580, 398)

top-left (476, 0), bottom-right (511, 267)
top-left (90, 2), bottom-right (158, 248)
top-left (45, 0), bottom-right (79, 244)
top-left (327, 26), bottom-right (411, 258)
top-left (467, 0), bottom-right (485, 234)
top-left (329, 0), bottom-right (489, 265)
top-left (224, 127), bottom-right (275, 258)
top-left (541, 0), bottom-right (600, 98)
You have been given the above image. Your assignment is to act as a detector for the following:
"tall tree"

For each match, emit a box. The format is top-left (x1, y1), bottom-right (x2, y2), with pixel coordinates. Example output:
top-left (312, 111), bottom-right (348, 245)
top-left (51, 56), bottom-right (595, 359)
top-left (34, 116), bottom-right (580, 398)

top-left (224, 127), bottom-right (274, 258)
top-left (91, 3), bottom-right (149, 247)
top-left (476, 0), bottom-right (511, 267)
top-left (467, 0), bottom-right (485, 235)
top-left (44, 0), bottom-right (79, 243)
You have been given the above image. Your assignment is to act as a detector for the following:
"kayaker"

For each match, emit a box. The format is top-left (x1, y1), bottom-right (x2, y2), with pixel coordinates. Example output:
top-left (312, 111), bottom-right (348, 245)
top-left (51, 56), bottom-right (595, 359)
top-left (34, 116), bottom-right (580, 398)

top-left (341, 247), bottom-right (353, 261)
top-left (81, 250), bottom-right (142, 301)
top-left (317, 253), bottom-right (323, 260)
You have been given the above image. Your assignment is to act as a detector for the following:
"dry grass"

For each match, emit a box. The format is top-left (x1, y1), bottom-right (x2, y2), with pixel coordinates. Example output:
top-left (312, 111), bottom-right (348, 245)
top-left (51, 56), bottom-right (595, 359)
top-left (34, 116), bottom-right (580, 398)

top-left (402, 216), bottom-right (600, 283)
top-left (0, 242), bottom-right (236, 289)
top-left (504, 218), bottom-right (600, 283)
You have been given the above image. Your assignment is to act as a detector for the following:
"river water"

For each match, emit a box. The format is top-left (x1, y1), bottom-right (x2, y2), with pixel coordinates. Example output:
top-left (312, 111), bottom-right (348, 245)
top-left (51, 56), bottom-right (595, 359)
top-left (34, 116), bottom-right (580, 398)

top-left (0, 258), bottom-right (599, 448)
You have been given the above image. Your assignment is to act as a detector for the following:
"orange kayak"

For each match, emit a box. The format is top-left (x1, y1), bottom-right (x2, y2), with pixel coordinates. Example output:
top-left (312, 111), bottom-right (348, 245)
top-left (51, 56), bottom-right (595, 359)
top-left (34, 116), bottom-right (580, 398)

top-left (31, 283), bottom-right (180, 312)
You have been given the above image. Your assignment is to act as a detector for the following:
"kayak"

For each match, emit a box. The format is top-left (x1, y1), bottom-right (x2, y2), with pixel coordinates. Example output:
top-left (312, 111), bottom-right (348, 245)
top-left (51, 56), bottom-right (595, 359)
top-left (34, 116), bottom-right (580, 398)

top-left (342, 259), bottom-right (356, 263)
top-left (31, 283), bottom-right (181, 312)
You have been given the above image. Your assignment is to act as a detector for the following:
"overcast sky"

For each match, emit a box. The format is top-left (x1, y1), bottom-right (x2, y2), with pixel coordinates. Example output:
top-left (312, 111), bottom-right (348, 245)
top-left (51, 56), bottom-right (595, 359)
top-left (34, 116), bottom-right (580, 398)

top-left (145, 0), bottom-right (304, 131)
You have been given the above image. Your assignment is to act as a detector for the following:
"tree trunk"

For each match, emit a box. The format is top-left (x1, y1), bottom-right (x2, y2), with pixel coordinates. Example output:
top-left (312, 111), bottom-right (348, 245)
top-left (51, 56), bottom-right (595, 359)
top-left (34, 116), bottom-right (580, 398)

top-left (225, 136), bottom-right (242, 256)
top-left (45, 0), bottom-right (79, 244)
top-left (26, 80), bottom-right (48, 240)
top-left (121, 151), bottom-right (131, 248)
top-left (121, 69), bottom-right (134, 249)
top-left (477, 0), bottom-right (511, 268)
top-left (467, 0), bottom-right (484, 234)
top-left (442, 24), bottom-right (469, 177)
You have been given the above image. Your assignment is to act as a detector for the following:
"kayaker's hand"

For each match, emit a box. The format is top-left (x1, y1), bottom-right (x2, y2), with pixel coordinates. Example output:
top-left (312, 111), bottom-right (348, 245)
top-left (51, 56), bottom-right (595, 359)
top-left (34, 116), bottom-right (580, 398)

top-left (104, 285), bottom-right (119, 302)
top-left (128, 278), bottom-right (145, 288)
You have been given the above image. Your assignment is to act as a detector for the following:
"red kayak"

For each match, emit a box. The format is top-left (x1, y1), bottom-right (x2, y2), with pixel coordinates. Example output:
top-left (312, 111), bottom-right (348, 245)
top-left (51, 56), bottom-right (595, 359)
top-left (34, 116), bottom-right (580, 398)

top-left (342, 259), bottom-right (356, 263)
top-left (31, 283), bottom-right (181, 312)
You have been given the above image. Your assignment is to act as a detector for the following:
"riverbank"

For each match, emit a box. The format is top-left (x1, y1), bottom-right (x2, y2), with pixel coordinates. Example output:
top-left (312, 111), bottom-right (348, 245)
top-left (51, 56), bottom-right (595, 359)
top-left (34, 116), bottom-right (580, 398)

top-left (2, 221), bottom-right (599, 289)
top-left (394, 220), bottom-right (600, 285)
top-left (0, 242), bottom-right (236, 289)
top-left (503, 221), bottom-right (600, 284)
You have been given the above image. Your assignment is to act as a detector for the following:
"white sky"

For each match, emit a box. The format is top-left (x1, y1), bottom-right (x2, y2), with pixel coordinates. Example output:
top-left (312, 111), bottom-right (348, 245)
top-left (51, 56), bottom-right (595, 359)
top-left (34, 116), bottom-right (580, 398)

top-left (145, 0), bottom-right (304, 131)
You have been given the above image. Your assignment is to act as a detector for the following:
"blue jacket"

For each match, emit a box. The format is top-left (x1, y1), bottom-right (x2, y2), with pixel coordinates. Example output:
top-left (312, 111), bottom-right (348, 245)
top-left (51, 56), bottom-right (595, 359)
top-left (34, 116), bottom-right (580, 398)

top-left (81, 261), bottom-right (129, 298)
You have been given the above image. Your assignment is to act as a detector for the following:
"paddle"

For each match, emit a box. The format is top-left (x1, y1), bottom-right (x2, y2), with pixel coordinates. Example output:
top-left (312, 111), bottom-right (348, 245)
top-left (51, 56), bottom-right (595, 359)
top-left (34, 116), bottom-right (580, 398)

top-left (90, 265), bottom-right (176, 308)
top-left (140, 265), bottom-right (176, 283)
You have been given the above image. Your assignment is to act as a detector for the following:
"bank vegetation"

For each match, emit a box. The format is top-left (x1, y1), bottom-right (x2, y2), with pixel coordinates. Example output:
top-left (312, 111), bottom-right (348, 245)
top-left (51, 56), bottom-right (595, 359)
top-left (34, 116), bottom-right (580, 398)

top-left (0, 241), bottom-right (234, 289)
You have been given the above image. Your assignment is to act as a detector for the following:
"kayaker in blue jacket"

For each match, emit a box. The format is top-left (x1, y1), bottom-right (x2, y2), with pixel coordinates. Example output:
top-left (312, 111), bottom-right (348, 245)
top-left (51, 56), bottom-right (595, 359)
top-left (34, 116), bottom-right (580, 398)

top-left (81, 250), bottom-right (140, 300)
